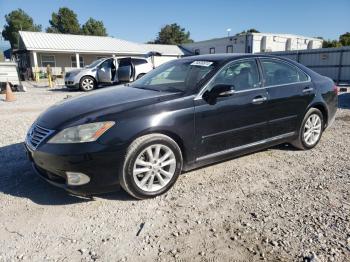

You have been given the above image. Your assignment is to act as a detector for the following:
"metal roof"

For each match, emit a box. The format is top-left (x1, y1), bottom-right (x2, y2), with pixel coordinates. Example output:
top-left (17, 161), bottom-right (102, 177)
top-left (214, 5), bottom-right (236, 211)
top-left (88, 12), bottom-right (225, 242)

top-left (141, 44), bottom-right (190, 56)
top-left (19, 31), bottom-right (188, 56)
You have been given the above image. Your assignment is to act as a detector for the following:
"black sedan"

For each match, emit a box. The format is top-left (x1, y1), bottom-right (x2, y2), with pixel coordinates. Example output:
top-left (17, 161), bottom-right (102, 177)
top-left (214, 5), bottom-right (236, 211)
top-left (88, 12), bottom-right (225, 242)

top-left (25, 54), bottom-right (338, 199)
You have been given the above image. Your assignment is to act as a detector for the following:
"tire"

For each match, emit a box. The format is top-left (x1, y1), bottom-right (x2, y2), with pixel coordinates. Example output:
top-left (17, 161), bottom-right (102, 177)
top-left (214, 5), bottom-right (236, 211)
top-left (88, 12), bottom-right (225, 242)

top-left (120, 134), bottom-right (183, 199)
top-left (136, 73), bottom-right (145, 80)
top-left (79, 76), bottom-right (96, 91)
top-left (291, 108), bottom-right (324, 150)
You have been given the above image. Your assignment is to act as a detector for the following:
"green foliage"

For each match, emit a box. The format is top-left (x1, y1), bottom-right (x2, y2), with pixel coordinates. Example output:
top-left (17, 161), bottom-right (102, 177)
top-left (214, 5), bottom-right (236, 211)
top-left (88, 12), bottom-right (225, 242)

top-left (0, 52), bottom-right (4, 62)
top-left (339, 32), bottom-right (350, 46)
top-left (237, 28), bottom-right (260, 35)
top-left (322, 39), bottom-right (342, 48)
top-left (81, 18), bottom-right (107, 36)
top-left (2, 9), bottom-right (41, 48)
top-left (46, 7), bottom-right (80, 34)
top-left (149, 23), bottom-right (193, 45)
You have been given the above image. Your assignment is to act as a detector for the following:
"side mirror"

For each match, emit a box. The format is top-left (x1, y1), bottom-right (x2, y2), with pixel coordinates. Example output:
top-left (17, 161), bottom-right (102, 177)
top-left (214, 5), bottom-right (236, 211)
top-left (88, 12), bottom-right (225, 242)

top-left (202, 84), bottom-right (235, 105)
top-left (118, 66), bottom-right (131, 82)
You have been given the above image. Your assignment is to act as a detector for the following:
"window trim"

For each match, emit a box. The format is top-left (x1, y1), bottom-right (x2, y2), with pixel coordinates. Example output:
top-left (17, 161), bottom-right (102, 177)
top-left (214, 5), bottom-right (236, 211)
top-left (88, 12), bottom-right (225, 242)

top-left (226, 45), bottom-right (233, 53)
top-left (195, 58), bottom-right (262, 100)
top-left (40, 55), bottom-right (56, 67)
top-left (209, 47), bottom-right (215, 54)
top-left (71, 55), bottom-right (85, 68)
top-left (258, 57), bottom-right (311, 88)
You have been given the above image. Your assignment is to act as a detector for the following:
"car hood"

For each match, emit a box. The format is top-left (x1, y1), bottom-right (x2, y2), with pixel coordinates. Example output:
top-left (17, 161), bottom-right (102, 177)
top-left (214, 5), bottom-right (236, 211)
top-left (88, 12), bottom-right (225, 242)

top-left (66, 69), bottom-right (84, 75)
top-left (36, 85), bottom-right (181, 130)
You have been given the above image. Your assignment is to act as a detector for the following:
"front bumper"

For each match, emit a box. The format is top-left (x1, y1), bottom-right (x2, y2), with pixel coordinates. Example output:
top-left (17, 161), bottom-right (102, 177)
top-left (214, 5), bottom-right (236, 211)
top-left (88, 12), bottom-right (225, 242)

top-left (64, 76), bottom-right (79, 89)
top-left (24, 141), bottom-right (125, 195)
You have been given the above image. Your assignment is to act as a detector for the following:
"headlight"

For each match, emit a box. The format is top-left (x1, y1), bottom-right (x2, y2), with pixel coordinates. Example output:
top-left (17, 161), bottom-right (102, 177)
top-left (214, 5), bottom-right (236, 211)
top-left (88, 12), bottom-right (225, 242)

top-left (48, 121), bottom-right (115, 144)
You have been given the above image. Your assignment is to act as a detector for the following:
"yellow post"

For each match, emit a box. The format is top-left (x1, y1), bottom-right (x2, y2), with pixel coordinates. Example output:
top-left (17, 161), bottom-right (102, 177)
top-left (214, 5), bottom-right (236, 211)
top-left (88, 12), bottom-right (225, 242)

top-left (35, 67), bottom-right (40, 82)
top-left (46, 64), bottom-right (53, 88)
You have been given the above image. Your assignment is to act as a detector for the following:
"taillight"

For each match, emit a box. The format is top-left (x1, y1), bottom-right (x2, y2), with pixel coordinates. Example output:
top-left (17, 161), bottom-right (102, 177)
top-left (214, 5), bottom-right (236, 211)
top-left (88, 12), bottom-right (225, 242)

top-left (333, 85), bottom-right (339, 95)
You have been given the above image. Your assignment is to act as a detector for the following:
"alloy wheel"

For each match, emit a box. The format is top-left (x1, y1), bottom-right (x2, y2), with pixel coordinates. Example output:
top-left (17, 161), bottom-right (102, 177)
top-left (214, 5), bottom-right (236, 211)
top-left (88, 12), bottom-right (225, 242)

top-left (133, 144), bottom-right (176, 192)
top-left (82, 78), bottom-right (94, 90)
top-left (303, 114), bottom-right (322, 146)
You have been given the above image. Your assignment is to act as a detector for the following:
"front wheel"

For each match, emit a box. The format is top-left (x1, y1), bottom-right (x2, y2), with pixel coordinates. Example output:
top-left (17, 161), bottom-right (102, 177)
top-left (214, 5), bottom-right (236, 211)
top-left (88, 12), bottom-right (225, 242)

top-left (121, 134), bottom-right (183, 199)
top-left (79, 76), bottom-right (96, 91)
top-left (292, 108), bottom-right (324, 150)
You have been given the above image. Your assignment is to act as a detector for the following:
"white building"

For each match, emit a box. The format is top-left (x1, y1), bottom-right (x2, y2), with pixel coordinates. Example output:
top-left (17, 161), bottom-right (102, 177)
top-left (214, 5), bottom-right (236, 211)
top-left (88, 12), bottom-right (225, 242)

top-left (16, 31), bottom-right (190, 78)
top-left (181, 32), bottom-right (323, 55)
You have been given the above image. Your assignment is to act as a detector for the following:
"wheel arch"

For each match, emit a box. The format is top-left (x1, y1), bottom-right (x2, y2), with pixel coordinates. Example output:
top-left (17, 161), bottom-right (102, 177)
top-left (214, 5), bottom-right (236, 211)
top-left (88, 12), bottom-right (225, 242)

top-left (132, 129), bottom-right (187, 164)
top-left (309, 102), bottom-right (328, 128)
top-left (80, 75), bottom-right (97, 85)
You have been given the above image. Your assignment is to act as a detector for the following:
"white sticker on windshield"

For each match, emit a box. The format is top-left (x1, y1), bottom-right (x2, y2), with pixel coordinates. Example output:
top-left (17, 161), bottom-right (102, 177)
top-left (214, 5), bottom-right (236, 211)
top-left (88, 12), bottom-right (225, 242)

top-left (190, 61), bottom-right (213, 67)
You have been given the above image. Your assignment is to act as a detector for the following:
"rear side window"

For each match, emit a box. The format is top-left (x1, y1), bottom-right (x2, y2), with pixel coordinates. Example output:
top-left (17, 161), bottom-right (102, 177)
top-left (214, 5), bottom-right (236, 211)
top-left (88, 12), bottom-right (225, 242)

top-left (132, 58), bottom-right (148, 65)
top-left (260, 59), bottom-right (309, 86)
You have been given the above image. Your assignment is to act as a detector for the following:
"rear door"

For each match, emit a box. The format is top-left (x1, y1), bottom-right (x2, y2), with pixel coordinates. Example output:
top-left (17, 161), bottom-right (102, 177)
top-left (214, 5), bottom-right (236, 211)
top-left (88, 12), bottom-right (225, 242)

top-left (194, 58), bottom-right (270, 160)
top-left (259, 58), bottom-right (314, 137)
top-left (118, 58), bottom-right (134, 82)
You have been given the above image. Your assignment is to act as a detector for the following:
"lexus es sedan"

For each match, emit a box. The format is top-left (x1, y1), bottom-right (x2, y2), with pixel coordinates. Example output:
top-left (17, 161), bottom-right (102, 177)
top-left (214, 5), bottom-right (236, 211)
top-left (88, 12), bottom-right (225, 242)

top-left (25, 54), bottom-right (338, 199)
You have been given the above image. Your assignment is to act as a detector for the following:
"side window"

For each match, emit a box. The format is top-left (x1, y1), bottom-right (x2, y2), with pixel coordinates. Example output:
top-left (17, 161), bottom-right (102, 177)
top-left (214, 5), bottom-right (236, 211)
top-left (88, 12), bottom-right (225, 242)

top-left (132, 58), bottom-right (147, 65)
top-left (261, 59), bottom-right (308, 86)
top-left (208, 60), bottom-right (260, 92)
top-left (100, 59), bottom-right (113, 69)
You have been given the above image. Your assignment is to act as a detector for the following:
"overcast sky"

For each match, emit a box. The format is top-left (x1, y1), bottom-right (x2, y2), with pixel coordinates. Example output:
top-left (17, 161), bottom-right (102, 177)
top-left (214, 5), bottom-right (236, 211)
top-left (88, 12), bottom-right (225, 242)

top-left (1, 0), bottom-right (349, 47)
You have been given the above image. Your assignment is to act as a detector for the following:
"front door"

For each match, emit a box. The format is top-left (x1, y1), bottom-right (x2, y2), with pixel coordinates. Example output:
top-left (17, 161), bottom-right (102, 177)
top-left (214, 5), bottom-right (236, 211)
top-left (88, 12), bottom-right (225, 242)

top-left (259, 58), bottom-right (315, 137)
top-left (194, 59), bottom-right (269, 160)
top-left (97, 58), bottom-right (113, 83)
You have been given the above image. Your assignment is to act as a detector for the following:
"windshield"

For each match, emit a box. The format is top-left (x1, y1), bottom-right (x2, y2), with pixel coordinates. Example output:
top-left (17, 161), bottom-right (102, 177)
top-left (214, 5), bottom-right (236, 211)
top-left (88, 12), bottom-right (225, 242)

top-left (85, 58), bottom-right (106, 69)
top-left (130, 59), bottom-right (217, 92)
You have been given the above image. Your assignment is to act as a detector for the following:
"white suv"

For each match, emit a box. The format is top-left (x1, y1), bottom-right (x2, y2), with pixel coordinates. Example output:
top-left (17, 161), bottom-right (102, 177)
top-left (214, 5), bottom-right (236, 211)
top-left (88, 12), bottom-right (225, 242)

top-left (64, 57), bottom-right (153, 91)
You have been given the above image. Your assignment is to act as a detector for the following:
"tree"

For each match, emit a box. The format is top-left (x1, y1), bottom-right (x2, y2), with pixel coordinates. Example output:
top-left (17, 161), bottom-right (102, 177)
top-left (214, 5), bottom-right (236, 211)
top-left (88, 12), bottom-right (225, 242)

top-left (237, 28), bottom-right (260, 35)
top-left (149, 23), bottom-right (193, 45)
top-left (322, 39), bottom-right (342, 48)
top-left (339, 32), bottom-right (350, 46)
top-left (81, 18), bottom-right (107, 36)
top-left (2, 9), bottom-right (41, 49)
top-left (46, 7), bottom-right (80, 34)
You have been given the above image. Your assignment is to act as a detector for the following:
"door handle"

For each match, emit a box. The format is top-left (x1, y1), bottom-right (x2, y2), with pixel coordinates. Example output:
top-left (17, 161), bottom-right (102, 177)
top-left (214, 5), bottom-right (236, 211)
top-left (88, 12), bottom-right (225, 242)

top-left (302, 87), bottom-right (314, 93)
top-left (252, 96), bottom-right (267, 104)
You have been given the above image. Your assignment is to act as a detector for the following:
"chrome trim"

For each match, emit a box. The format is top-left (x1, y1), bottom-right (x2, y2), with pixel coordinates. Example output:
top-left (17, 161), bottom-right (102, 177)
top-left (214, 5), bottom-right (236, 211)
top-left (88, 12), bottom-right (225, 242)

top-left (196, 132), bottom-right (296, 161)
top-left (26, 124), bottom-right (55, 150)
top-left (252, 96), bottom-right (267, 104)
top-left (202, 121), bottom-right (266, 140)
top-left (194, 56), bottom-right (312, 101)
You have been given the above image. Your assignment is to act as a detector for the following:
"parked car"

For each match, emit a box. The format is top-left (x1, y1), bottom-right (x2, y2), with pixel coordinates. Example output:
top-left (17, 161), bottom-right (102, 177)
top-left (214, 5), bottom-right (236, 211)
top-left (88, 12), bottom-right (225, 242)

top-left (25, 54), bottom-right (338, 199)
top-left (64, 57), bottom-right (153, 91)
top-left (0, 62), bottom-right (25, 92)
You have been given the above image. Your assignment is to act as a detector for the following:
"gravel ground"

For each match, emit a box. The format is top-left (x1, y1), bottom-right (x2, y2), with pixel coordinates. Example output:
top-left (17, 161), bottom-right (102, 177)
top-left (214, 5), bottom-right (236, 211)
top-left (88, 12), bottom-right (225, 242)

top-left (0, 85), bottom-right (349, 262)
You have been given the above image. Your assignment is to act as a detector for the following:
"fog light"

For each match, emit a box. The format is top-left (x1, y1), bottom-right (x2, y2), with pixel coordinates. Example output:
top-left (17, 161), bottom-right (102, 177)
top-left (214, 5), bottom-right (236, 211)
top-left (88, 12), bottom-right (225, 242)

top-left (66, 172), bottom-right (90, 186)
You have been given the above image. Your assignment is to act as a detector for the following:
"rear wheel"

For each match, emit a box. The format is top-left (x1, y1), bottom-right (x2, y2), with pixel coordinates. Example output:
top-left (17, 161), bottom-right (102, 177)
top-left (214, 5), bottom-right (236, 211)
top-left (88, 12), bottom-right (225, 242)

top-left (80, 76), bottom-right (96, 91)
top-left (292, 108), bottom-right (324, 150)
top-left (121, 134), bottom-right (183, 199)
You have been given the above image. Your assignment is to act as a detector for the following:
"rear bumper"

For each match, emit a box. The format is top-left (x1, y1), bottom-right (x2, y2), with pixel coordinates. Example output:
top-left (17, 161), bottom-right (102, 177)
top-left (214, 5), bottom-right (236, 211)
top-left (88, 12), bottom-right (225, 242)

top-left (24, 141), bottom-right (125, 195)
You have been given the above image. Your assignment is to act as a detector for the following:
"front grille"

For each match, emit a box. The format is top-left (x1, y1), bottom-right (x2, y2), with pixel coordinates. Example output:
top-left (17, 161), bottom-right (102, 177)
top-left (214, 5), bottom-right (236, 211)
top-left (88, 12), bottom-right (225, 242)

top-left (26, 124), bottom-right (54, 150)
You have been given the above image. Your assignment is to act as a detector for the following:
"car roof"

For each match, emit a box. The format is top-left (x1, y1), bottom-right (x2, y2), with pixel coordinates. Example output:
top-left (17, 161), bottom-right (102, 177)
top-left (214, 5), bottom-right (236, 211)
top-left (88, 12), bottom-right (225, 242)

top-left (181, 53), bottom-right (288, 63)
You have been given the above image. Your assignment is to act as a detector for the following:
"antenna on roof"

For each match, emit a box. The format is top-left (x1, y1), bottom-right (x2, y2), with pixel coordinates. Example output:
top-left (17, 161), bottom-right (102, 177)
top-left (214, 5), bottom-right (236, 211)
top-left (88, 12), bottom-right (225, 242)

top-left (227, 28), bottom-right (231, 37)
